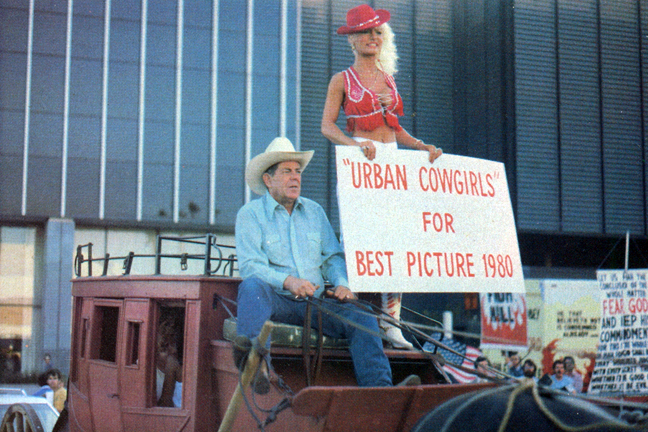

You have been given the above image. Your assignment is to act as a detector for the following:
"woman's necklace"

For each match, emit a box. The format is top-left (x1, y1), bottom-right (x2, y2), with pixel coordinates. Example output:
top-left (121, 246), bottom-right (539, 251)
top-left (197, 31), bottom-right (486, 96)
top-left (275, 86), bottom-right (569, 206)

top-left (357, 64), bottom-right (390, 105)
top-left (358, 66), bottom-right (380, 89)
top-left (370, 68), bottom-right (379, 88)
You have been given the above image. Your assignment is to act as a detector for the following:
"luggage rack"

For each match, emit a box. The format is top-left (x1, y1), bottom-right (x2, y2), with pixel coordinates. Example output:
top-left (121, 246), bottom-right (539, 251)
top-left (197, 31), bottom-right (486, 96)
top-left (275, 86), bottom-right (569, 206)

top-left (74, 234), bottom-right (237, 277)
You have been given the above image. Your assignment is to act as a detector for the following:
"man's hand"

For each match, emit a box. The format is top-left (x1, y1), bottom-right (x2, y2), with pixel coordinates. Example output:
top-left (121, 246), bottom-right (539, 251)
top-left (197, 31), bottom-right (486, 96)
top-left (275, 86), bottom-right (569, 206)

top-left (284, 275), bottom-right (318, 299)
top-left (326, 285), bottom-right (356, 302)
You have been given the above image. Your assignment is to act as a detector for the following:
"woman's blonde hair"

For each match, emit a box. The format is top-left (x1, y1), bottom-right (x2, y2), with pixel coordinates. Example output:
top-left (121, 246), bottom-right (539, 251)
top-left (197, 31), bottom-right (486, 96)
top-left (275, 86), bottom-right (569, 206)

top-left (378, 23), bottom-right (398, 75)
top-left (348, 23), bottom-right (399, 75)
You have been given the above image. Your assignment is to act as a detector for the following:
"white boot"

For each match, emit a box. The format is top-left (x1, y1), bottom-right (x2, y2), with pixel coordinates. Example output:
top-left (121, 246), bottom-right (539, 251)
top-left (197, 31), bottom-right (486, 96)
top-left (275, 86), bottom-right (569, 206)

top-left (381, 292), bottom-right (414, 349)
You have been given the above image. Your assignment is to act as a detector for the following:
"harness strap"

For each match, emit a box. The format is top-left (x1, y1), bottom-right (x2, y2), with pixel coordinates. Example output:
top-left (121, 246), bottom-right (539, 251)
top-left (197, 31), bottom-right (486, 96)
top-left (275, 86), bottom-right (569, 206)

top-left (313, 309), bottom-right (324, 383)
top-left (213, 293), bottom-right (237, 319)
top-left (302, 302), bottom-right (313, 386)
top-left (301, 302), bottom-right (326, 386)
top-left (262, 397), bottom-right (292, 428)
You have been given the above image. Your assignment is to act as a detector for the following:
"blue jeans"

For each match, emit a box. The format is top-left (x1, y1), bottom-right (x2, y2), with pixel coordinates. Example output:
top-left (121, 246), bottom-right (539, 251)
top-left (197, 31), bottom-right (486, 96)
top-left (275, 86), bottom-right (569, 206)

top-left (236, 277), bottom-right (393, 387)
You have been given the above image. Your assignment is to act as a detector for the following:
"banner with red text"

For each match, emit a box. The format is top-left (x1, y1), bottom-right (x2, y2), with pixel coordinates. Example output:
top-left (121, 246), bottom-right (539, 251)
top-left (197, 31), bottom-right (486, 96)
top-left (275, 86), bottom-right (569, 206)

top-left (480, 293), bottom-right (527, 350)
top-left (335, 146), bottom-right (524, 293)
top-left (589, 269), bottom-right (648, 396)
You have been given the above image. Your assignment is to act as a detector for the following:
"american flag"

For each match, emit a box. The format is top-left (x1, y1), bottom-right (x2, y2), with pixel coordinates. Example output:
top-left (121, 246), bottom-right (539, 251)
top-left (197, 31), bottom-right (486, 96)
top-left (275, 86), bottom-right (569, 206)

top-left (423, 335), bottom-right (483, 383)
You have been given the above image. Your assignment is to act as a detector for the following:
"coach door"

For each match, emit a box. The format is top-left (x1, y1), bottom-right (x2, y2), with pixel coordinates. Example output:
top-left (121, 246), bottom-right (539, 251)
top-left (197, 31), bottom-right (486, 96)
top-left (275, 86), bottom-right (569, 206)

top-left (119, 299), bottom-right (152, 409)
top-left (87, 299), bottom-right (124, 432)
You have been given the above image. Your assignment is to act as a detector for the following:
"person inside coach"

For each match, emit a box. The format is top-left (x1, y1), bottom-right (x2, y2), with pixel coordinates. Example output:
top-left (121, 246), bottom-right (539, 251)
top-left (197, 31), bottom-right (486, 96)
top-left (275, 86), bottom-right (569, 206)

top-left (156, 313), bottom-right (183, 407)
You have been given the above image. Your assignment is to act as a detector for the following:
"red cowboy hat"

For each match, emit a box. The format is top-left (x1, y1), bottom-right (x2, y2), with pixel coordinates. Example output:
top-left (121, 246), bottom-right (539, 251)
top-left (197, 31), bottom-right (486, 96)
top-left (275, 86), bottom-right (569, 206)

top-left (337, 4), bottom-right (391, 35)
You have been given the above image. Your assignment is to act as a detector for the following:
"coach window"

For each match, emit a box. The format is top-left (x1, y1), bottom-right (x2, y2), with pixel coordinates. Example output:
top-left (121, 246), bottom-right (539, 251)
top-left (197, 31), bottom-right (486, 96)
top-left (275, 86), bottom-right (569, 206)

top-left (126, 321), bottom-right (142, 366)
top-left (91, 305), bottom-right (120, 363)
top-left (155, 303), bottom-right (185, 408)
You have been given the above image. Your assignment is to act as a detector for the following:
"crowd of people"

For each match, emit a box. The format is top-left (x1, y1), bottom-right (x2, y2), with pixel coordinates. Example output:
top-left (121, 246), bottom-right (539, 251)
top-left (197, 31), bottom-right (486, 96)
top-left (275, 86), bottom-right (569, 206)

top-left (535, 356), bottom-right (583, 393)
top-left (470, 351), bottom-right (585, 393)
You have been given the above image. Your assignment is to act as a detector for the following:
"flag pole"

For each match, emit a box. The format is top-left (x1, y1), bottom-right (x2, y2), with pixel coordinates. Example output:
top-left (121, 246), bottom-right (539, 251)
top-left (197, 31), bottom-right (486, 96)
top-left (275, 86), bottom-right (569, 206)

top-left (624, 230), bottom-right (630, 272)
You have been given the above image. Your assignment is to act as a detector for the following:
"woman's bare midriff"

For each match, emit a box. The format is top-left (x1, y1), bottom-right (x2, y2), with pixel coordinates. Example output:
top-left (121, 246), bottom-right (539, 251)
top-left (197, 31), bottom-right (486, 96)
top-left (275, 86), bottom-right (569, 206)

top-left (353, 124), bottom-right (396, 143)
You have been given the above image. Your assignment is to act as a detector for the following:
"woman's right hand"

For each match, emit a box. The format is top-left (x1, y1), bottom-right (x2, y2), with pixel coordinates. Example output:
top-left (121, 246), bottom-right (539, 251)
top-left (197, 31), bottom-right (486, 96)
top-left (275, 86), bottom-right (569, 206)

top-left (358, 140), bottom-right (376, 160)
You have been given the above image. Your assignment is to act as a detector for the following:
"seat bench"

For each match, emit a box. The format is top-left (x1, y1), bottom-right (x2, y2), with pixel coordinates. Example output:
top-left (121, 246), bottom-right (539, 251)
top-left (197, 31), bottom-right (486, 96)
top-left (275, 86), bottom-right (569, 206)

top-left (222, 317), bottom-right (349, 349)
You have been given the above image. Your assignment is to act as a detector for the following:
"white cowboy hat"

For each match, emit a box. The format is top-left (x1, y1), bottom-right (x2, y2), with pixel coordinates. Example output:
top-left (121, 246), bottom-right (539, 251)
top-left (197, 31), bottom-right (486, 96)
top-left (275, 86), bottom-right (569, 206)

top-left (245, 137), bottom-right (314, 196)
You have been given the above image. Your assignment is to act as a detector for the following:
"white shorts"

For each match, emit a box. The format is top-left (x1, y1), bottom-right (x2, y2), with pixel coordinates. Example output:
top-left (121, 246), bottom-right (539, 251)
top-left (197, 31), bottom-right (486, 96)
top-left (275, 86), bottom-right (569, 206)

top-left (352, 137), bottom-right (397, 150)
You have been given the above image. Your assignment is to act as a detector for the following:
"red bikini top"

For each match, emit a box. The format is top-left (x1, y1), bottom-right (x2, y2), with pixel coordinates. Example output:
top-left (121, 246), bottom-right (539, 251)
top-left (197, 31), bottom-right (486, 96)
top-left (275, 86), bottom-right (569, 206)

top-left (342, 66), bottom-right (404, 133)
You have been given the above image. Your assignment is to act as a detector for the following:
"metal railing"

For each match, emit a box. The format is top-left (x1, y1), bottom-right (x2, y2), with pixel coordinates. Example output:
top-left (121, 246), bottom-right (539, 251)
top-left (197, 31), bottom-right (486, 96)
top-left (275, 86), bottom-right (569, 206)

top-left (74, 234), bottom-right (237, 277)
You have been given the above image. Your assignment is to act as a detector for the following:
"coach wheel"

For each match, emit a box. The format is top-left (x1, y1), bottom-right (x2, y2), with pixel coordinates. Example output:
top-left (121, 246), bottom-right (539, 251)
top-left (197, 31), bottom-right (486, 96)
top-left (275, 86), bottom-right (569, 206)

top-left (0, 403), bottom-right (45, 432)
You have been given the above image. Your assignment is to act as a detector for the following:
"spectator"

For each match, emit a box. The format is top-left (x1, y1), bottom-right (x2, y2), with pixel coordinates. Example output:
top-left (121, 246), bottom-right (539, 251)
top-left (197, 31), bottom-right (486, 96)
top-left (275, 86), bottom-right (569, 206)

top-left (506, 352), bottom-right (523, 378)
top-left (564, 356), bottom-right (583, 393)
top-left (545, 359), bottom-right (576, 394)
top-left (42, 353), bottom-right (54, 372)
top-left (32, 371), bottom-right (54, 406)
top-left (472, 356), bottom-right (494, 383)
top-left (46, 369), bottom-right (67, 413)
top-left (522, 359), bottom-right (538, 382)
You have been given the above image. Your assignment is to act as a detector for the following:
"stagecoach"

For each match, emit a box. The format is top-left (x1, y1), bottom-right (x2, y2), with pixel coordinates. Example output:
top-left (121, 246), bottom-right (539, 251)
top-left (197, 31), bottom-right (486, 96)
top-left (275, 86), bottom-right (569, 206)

top-left (62, 235), bottom-right (498, 432)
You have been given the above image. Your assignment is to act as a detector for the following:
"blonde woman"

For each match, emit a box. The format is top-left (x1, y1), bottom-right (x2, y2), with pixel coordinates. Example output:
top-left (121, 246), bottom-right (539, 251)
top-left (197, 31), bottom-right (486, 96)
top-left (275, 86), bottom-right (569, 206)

top-left (321, 4), bottom-right (442, 349)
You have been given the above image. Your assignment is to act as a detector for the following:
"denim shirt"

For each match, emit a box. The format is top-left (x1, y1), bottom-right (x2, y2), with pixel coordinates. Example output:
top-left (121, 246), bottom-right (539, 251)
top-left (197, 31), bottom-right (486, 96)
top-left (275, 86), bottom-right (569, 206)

top-left (549, 375), bottom-right (575, 393)
top-left (235, 192), bottom-right (348, 297)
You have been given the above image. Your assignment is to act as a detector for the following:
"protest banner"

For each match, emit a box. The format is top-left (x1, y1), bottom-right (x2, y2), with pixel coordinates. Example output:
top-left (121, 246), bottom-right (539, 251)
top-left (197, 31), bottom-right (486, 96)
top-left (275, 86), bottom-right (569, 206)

top-left (589, 269), bottom-right (648, 395)
top-left (480, 293), bottom-right (527, 350)
top-left (541, 280), bottom-right (601, 351)
top-left (540, 279), bottom-right (601, 383)
top-left (335, 145), bottom-right (524, 293)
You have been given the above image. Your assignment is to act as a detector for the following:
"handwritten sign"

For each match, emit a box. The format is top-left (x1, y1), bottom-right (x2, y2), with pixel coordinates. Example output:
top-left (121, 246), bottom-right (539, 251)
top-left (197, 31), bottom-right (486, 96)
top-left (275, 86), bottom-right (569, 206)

top-left (589, 269), bottom-right (648, 395)
top-left (335, 146), bottom-right (524, 293)
top-left (480, 293), bottom-right (527, 349)
top-left (542, 279), bottom-right (601, 347)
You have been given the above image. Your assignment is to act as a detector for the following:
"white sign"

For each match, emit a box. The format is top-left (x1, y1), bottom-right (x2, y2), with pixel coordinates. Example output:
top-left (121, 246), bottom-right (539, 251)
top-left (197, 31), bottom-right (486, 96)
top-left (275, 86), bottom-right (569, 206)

top-left (589, 269), bottom-right (648, 395)
top-left (335, 146), bottom-right (524, 293)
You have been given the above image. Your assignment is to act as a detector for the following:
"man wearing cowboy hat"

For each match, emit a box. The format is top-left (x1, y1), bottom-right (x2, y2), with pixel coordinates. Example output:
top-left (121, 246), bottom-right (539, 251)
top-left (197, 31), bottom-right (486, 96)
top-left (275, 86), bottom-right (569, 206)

top-left (234, 137), bottom-right (395, 389)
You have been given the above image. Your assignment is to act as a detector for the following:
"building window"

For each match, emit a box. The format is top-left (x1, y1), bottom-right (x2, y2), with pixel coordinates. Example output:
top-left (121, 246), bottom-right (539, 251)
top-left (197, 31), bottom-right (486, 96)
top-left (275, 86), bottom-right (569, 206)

top-left (0, 226), bottom-right (37, 379)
